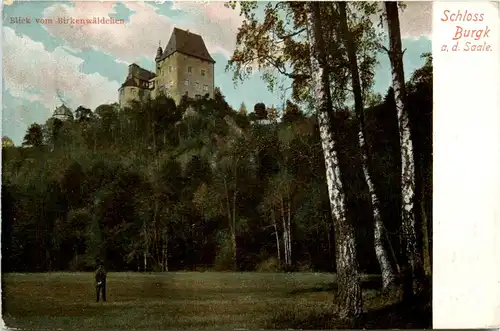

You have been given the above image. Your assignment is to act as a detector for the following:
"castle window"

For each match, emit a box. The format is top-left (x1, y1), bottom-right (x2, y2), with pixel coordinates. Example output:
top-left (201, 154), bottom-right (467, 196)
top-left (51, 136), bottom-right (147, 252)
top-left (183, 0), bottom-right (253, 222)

top-left (195, 94), bottom-right (201, 100)
top-left (169, 65), bottom-right (173, 72)
top-left (201, 70), bottom-right (206, 76)
top-left (196, 82), bottom-right (200, 90)
top-left (184, 80), bottom-right (189, 86)
top-left (188, 66), bottom-right (192, 73)
top-left (169, 80), bottom-right (173, 87)
top-left (203, 85), bottom-right (208, 91)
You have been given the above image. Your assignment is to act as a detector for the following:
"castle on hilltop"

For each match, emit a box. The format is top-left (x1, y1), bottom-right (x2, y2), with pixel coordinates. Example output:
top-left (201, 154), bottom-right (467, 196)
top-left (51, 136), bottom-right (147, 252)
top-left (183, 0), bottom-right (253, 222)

top-left (119, 27), bottom-right (216, 108)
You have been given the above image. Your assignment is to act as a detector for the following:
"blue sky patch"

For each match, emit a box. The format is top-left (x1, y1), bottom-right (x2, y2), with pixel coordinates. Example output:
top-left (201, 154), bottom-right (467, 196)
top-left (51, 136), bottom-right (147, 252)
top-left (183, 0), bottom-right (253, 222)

top-left (2, 1), bottom-right (431, 145)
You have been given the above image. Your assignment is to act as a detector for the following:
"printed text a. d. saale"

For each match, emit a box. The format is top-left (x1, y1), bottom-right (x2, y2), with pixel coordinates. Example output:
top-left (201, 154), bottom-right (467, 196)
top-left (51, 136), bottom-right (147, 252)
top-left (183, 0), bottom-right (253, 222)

top-left (463, 41), bottom-right (492, 52)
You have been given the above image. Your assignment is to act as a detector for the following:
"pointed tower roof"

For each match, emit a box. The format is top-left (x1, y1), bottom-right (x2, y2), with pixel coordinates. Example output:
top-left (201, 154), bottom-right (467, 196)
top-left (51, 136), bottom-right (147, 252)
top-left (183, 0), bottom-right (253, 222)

top-left (155, 40), bottom-right (163, 61)
top-left (156, 27), bottom-right (215, 63)
top-left (52, 104), bottom-right (74, 121)
top-left (53, 104), bottom-right (72, 117)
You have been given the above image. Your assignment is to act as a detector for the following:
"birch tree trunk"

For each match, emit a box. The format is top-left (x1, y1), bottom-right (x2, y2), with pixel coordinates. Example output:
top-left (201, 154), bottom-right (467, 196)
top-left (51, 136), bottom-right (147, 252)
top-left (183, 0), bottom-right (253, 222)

top-left (143, 221), bottom-right (148, 272)
top-left (384, 1), bottom-right (425, 296)
top-left (271, 208), bottom-right (281, 267)
top-left (307, 2), bottom-right (362, 320)
top-left (421, 190), bottom-right (431, 276)
top-left (281, 197), bottom-right (289, 267)
top-left (163, 229), bottom-right (169, 272)
top-left (337, 1), bottom-right (395, 290)
top-left (286, 193), bottom-right (292, 266)
top-left (232, 190), bottom-right (238, 271)
top-left (223, 177), bottom-right (238, 271)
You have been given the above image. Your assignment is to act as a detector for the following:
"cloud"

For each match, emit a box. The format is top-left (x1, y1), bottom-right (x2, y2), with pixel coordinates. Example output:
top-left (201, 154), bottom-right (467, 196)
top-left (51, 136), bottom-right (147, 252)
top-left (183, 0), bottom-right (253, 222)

top-left (170, 1), bottom-right (243, 58)
top-left (41, 2), bottom-right (172, 64)
top-left (368, 2), bottom-right (432, 40)
top-left (399, 2), bottom-right (432, 39)
top-left (40, 1), bottom-right (242, 64)
top-left (3, 27), bottom-right (120, 113)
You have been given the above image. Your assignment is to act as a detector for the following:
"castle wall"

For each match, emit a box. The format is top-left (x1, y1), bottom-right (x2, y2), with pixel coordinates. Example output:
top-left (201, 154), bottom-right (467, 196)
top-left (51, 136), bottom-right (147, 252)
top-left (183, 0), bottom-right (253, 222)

top-left (120, 48), bottom-right (215, 108)
top-left (155, 52), bottom-right (214, 104)
top-left (119, 85), bottom-right (151, 108)
top-left (150, 78), bottom-right (158, 100)
top-left (176, 54), bottom-right (214, 100)
top-left (155, 54), bottom-right (179, 103)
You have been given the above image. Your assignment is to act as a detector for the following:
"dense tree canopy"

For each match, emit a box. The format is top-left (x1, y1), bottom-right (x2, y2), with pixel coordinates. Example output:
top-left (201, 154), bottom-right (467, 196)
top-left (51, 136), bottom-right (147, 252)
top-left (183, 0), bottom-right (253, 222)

top-left (2, 56), bottom-right (432, 273)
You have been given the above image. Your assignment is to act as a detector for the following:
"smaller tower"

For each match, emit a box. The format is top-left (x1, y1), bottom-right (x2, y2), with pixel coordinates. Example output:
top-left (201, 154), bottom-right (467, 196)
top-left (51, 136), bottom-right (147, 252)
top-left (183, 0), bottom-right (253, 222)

top-left (155, 40), bottom-right (163, 62)
top-left (52, 104), bottom-right (74, 121)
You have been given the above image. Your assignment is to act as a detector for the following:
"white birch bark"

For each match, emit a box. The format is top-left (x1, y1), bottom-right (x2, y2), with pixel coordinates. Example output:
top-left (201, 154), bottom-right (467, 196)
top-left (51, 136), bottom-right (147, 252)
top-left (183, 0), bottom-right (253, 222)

top-left (286, 196), bottom-right (292, 266)
top-left (307, 2), bottom-right (362, 319)
top-left (163, 229), bottom-right (169, 272)
top-left (273, 212), bottom-right (281, 267)
top-left (143, 221), bottom-right (148, 272)
top-left (384, 1), bottom-right (424, 293)
top-left (337, 1), bottom-right (395, 290)
top-left (270, 208), bottom-right (281, 265)
top-left (281, 197), bottom-right (289, 267)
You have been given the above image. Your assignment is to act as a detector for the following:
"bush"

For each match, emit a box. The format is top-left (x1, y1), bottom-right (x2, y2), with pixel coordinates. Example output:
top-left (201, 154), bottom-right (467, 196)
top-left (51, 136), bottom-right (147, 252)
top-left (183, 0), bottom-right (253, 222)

top-left (152, 264), bottom-right (164, 272)
top-left (296, 260), bottom-right (312, 272)
top-left (256, 257), bottom-right (279, 272)
top-left (213, 231), bottom-right (236, 271)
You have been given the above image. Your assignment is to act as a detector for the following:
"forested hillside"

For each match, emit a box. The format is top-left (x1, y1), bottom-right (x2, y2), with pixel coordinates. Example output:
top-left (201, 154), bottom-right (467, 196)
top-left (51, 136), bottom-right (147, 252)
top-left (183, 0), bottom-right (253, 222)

top-left (2, 56), bottom-right (431, 274)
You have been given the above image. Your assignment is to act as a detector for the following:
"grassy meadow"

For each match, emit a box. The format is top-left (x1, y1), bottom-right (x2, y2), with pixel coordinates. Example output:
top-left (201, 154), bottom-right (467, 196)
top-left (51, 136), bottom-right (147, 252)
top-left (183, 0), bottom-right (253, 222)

top-left (2, 272), bottom-right (430, 329)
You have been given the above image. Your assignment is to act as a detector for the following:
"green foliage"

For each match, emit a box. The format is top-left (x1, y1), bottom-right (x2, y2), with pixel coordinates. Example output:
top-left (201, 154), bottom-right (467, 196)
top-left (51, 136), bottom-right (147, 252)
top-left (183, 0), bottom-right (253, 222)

top-left (407, 52), bottom-right (433, 93)
top-left (22, 123), bottom-right (43, 147)
top-left (254, 103), bottom-right (267, 119)
top-left (86, 207), bottom-right (104, 266)
top-left (213, 230), bottom-right (236, 271)
top-left (3, 21), bottom-right (432, 274)
top-left (256, 257), bottom-right (280, 272)
top-left (227, 2), bottom-right (382, 108)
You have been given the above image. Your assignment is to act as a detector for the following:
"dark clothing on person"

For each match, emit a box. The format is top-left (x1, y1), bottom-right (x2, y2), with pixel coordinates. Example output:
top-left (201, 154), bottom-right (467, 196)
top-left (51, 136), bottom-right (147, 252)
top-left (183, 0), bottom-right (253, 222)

top-left (95, 265), bottom-right (107, 302)
top-left (96, 282), bottom-right (106, 302)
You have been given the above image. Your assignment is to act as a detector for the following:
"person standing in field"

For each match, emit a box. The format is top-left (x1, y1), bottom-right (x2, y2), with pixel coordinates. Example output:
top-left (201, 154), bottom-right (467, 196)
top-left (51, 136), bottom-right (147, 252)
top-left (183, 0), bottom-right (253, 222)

top-left (95, 262), bottom-right (107, 302)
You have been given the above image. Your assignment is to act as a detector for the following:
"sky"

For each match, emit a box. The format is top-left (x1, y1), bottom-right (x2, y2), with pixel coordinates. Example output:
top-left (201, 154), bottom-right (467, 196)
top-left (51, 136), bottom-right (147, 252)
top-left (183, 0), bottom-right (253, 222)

top-left (2, 1), bottom-right (432, 146)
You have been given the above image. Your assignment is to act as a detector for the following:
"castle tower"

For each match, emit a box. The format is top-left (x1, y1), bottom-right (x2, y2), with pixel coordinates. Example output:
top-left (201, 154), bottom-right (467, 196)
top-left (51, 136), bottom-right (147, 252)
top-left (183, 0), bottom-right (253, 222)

top-left (118, 27), bottom-right (216, 108)
top-left (154, 27), bottom-right (216, 104)
top-left (155, 41), bottom-right (163, 62)
top-left (118, 64), bottom-right (156, 109)
top-left (52, 104), bottom-right (74, 121)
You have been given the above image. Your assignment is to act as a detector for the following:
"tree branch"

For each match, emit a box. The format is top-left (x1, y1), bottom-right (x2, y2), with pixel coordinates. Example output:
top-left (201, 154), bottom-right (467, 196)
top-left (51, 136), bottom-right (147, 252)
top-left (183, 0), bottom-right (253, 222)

top-left (277, 28), bottom-right (307, 40)
top-left (263, 55), bottom-right (310, 80)
top-left (380, 45), bottom-right (390, 54)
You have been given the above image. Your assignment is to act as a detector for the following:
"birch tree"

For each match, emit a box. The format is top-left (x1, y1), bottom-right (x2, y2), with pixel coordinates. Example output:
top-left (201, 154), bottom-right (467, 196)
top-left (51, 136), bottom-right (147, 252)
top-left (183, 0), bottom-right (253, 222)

top-left (337, 1), bottom-right (395, 290)
top-left (266, 171), bottom-right (295, 268)
top-left (228, 1), bottom-right (397, 288)
top-left (384, 1), bottom-right (425, 296)
top-left (307, 2), bottom-right (362, 320)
